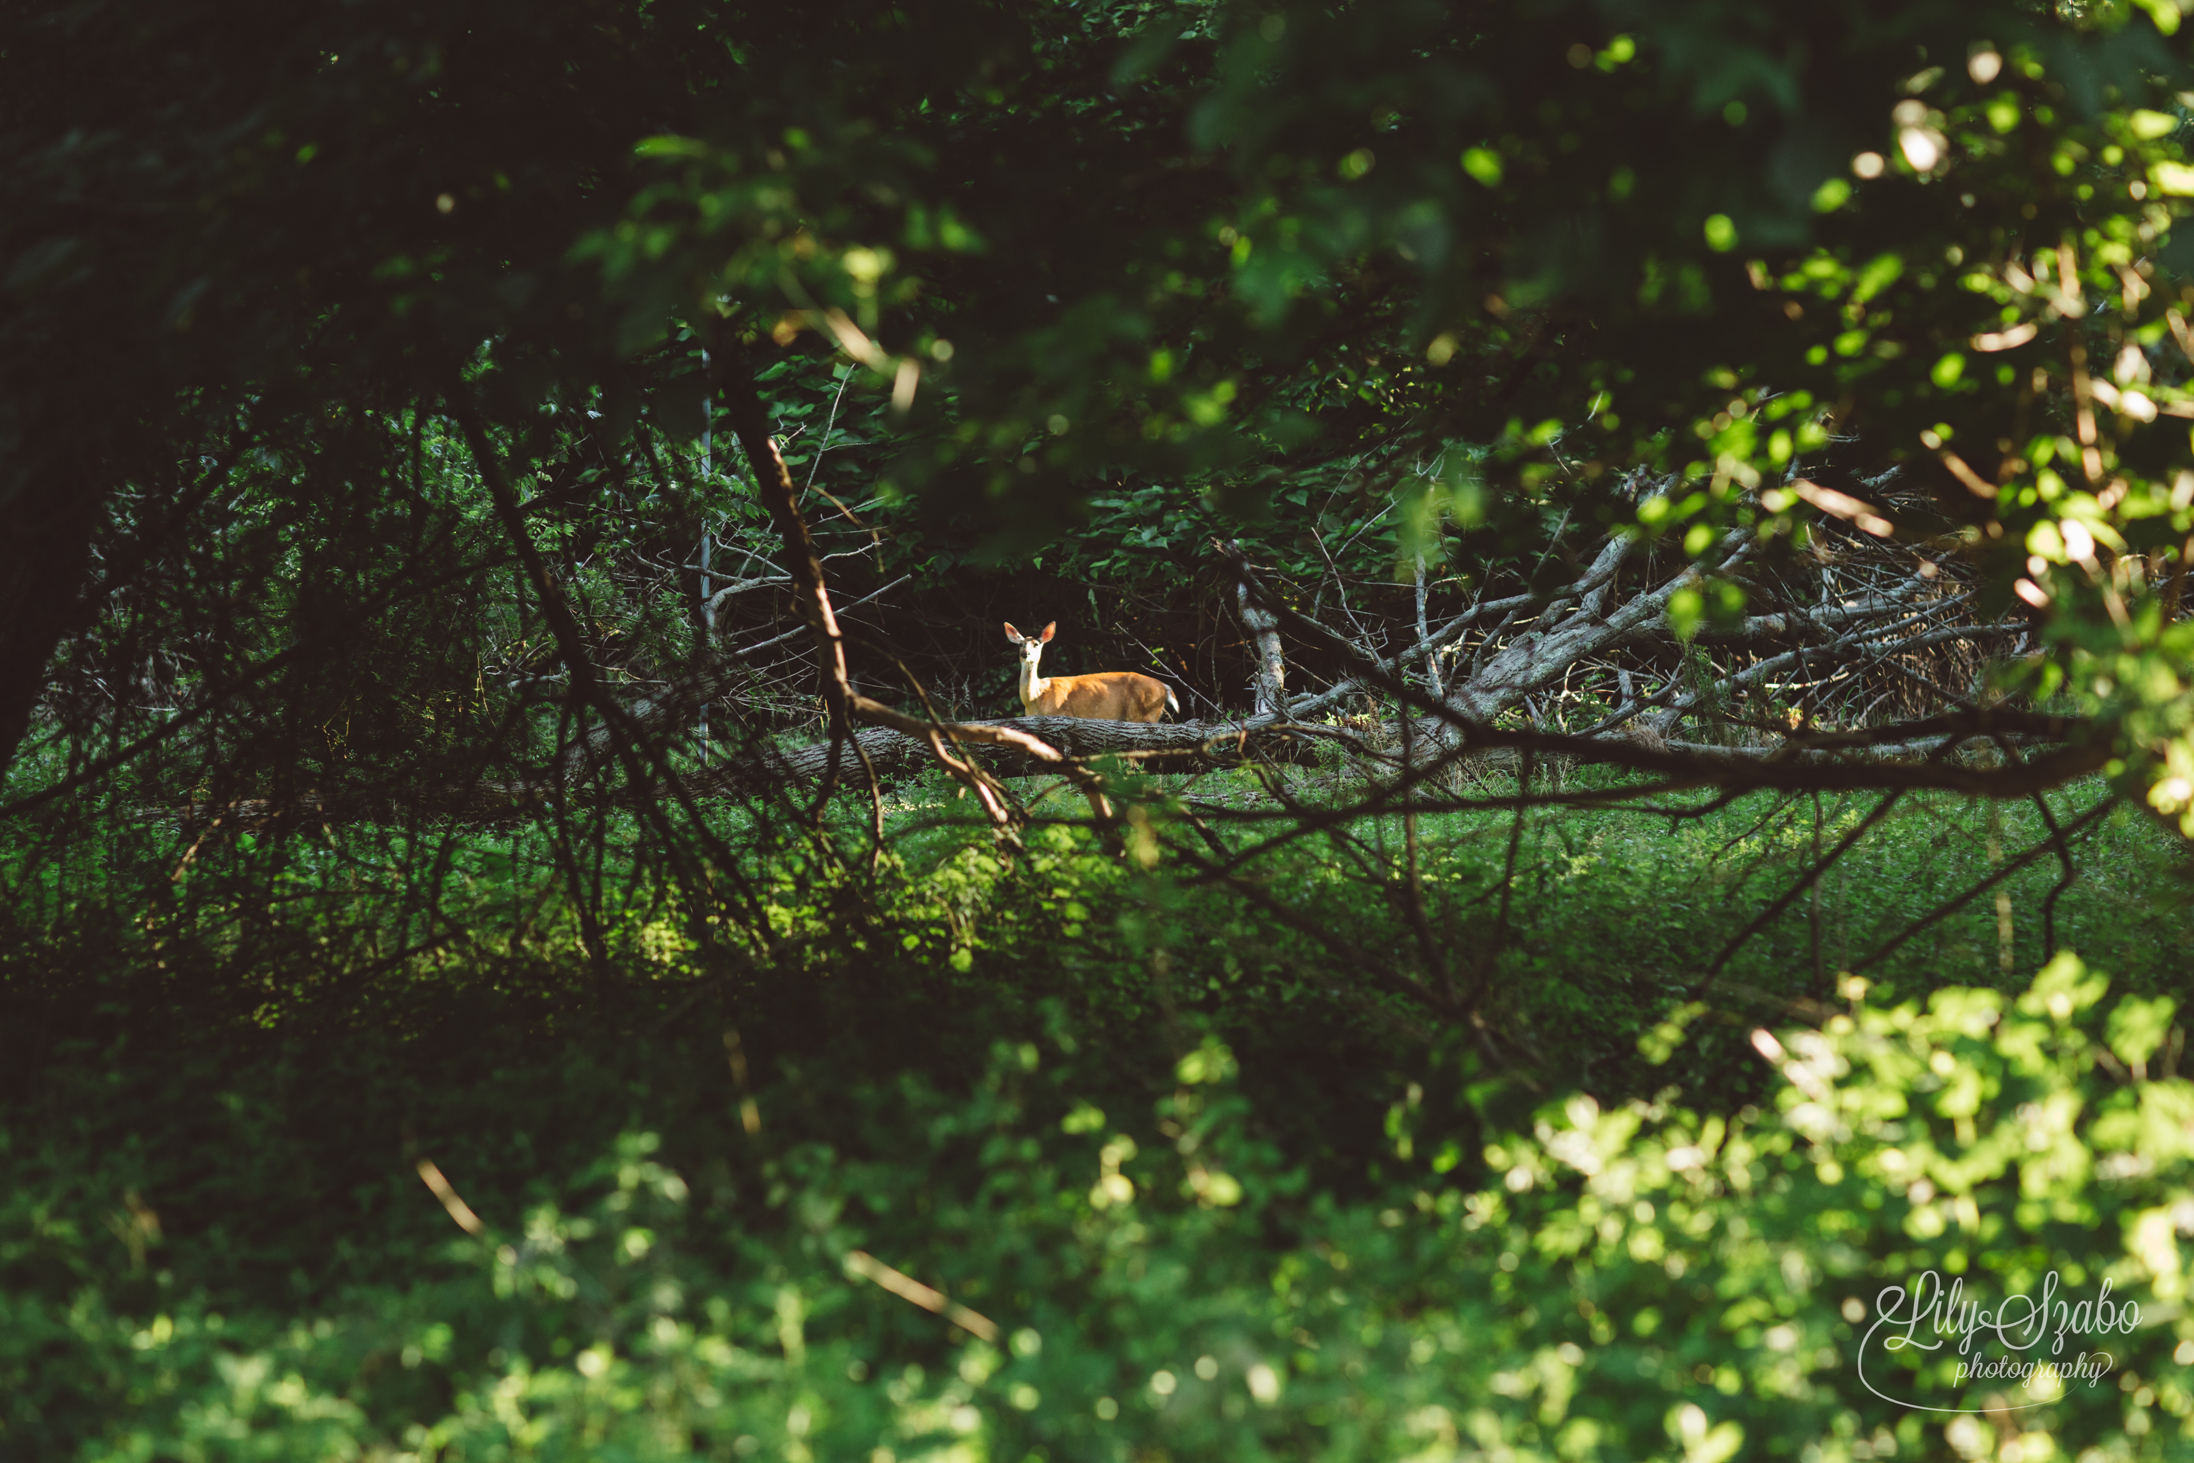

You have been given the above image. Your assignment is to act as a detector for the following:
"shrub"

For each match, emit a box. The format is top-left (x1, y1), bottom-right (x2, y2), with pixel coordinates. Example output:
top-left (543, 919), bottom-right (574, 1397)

top-left (6, 955), bottom-right (2188, 1460)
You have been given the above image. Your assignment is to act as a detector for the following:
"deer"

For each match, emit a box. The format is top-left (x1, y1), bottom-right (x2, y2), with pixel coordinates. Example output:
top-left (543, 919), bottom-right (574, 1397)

top-left (1002, 621), bottom-right (1179, 723)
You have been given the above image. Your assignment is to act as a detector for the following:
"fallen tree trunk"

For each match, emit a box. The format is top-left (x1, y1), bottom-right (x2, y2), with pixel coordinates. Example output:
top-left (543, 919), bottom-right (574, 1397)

top-left (698, 714), bottom-right (1324, 791)
top-left (150, 716), bottom-right (1326, 830)
top-left (148, 701), bottom-right (2105, 836)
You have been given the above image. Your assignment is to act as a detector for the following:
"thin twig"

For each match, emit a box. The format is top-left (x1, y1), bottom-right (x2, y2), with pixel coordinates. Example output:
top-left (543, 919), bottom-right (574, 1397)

top-left (1851, 798), bottom-right (2116, 972)
top-left (1702, 790), bottom-right (1904, 982)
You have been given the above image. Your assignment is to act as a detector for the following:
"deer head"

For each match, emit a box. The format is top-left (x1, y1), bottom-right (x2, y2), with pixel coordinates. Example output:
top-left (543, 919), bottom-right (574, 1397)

top-left (1001, 620), bottom-right (1055, 670)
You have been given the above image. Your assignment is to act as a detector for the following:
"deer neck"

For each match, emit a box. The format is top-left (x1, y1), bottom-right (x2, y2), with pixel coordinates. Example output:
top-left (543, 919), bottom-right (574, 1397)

top-left (1017, 654), bottom-right (1050, 711)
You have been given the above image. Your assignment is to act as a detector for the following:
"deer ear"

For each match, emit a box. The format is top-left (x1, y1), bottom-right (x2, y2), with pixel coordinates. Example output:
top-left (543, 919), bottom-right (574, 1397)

top-left (1039, 622), bottom-right (1056, 642)
top-left (1002, 622), bottom-right (1020, 641)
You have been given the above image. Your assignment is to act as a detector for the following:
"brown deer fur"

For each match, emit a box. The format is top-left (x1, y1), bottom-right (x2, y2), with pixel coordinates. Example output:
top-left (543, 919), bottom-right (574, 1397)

top-left (1003, 621), bottom-right (1179, 723)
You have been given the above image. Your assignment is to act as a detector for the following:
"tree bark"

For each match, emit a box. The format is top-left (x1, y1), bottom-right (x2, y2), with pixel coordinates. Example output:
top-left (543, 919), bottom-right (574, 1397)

top-left (716, 715), bottom-right (1316, 786)
top-left (1231, 544), bottom-right (1288, 715)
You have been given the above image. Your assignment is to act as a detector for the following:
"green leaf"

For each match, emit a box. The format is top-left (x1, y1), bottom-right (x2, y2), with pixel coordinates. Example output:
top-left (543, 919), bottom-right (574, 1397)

top-left (1460, 147), bottom-right (1503, 187)
top-left (633, 134), bottom-right (709, 158)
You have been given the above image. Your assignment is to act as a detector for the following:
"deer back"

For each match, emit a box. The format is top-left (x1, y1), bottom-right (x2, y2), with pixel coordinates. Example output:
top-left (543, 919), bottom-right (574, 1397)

top-left (1031, 672), bottom-right (1170, 723)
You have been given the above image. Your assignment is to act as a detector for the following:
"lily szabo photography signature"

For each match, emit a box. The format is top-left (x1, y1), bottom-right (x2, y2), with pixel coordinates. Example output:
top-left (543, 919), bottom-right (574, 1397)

top-left (1858, 1269), bottom-right (2139, 1412)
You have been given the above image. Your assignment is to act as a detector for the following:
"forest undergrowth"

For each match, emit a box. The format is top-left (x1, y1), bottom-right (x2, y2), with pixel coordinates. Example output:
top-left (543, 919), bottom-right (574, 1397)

top-left (4, 771), bottom-right (2191, 1459)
